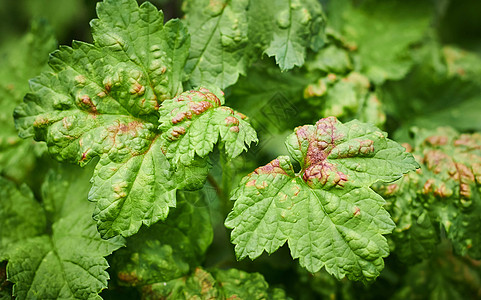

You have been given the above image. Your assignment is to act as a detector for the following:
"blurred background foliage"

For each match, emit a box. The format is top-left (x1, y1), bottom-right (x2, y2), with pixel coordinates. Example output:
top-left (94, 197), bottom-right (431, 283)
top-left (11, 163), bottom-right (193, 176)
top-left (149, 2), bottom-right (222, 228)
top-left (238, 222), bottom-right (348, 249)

top-left (1, 0), bottom-right (481, 299)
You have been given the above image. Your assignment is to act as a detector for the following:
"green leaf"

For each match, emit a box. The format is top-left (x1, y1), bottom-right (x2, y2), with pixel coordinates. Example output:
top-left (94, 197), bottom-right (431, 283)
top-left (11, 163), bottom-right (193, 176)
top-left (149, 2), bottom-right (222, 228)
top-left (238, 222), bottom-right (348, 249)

top-left (0, 166), bottom-right (124, 299)
top-left (183, 0), bottom-right (250, 89)
top-left (249, 0), bottom-right (325, 71)
top-left (141, 267), bottom-right (288, 300)
top-left (225, 117), bottom-right (418, 281)
top-left (0, 20), bottom-right (56, 182)
top-left (158, 87), bottom-right (258, 165)
top-left (92, 0), bottom-right (189, 99)
top-left (212, 268), bottom-right (288, 300)
top-left (14, 0), bottom-right (256, 238)
top-left (15, 0), bottom-right (188, 164)
top-left (112, 191), bottom-right (213, 286)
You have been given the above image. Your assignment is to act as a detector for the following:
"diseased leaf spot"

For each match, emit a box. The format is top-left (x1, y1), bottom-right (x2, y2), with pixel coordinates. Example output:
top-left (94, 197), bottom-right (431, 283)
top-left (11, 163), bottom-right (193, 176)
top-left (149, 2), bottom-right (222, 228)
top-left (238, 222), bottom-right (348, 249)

top-left (425, 135), bottom-right (449, 146)
top-left (236, 112), bottom-right (247, 120)
top-left (219, 107), bottom-right (234, 114)
top-left (225, 116), bottom-right (239, 126)
top-left (75, 75), bottom-right (86, 85)
top-left (62, 117), bottom-right (72, 129)
top-left (170, 127), bottom-right (186, 140)
top-left (229, 126), bottom-right (239, 133)
top-left (246, 180), bottom-right (256, 187)
top-left (130, 82), bottom-right (145, 95)
top-left (172, 111), bottom-right (193, 124)
top-left (118, 271), bottom-right (140, 285)
top-left (97, 91), bottom-right (107, 98)
top-left (353, 206), bottom-right (361, 217)
top-left (78, 95), bottom-right (98, 114)
top-left (118, 121), bottom-right (143, 135)
top-left (253, 159), bottom-right (287, 176)
top-left (303, 161), bottom-right (348, 188)
top-left (33, 116), bottom-right (50, 127)
top-left (189, 101), bottom-right (213, 115)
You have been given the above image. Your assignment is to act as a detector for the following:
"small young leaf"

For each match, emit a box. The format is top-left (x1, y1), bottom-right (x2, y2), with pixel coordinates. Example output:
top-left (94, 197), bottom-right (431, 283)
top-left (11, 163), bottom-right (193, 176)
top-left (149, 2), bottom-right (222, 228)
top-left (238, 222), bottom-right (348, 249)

top-left (0, 166), bottom-right (124, 299)
top-left (183, 0), bottom-right (250, 89)
top-left (225, 117), bottom-right (418, 281)
top-left (250, 0), bottom-right (325, 71)
top-left (158, 87), bottom-right (258, 165)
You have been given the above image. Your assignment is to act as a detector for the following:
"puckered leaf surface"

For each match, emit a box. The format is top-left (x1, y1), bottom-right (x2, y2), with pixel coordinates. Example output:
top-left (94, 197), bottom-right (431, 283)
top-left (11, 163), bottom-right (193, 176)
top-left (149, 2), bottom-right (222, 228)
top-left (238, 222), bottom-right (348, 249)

top-left (141, 267), bottom-right (288, 300)
top-left (158, 87), bottom-right (258, 165)
top-left (183, 0), bottom-right (250, 89)
top-left (112, 191), bottom-right (213, 286)
top-left (13, 0), bottom-right (256, 238)
top-left (225, 117), bottom-right (418, 281)
top-left (377, 127), bottom-right (481, 261)
top-left (0, 166), bottom-right (124, 300)
top-left (249, 0), bottom-right (325, 71)
top-left (258, 0), bottom-right (324, 71)
top-left (88, 138), bottom-right (177, 238)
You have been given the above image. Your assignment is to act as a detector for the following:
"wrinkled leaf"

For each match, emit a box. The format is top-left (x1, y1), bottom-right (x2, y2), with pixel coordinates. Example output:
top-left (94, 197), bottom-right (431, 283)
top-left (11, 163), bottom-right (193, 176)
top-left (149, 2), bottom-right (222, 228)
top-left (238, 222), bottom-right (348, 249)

top-left (158, 87), bottom-right (258, 165)
top-left (250, 0), bottom-right (325, 71)
top-left (304, 72), bottom-right (386, 127)
top-left (226, 117), bottom-right (418, 281)
top-left (377, 127), bottom-right (481, 260)
top-left (183, 0), bottom-right (249, 89)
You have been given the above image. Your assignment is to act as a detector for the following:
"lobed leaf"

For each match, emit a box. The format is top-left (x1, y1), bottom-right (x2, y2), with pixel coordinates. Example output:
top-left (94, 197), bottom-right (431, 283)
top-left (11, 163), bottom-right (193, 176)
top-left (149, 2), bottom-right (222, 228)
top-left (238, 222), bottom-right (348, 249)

top-left (158, 87), bottom-right (258, 165)
top-left (182, 0), bottom-right (326, 88)
top-left (226, 117), bottom-right (418, 281)
top-left (259, 0), bottom-right (325, 70)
